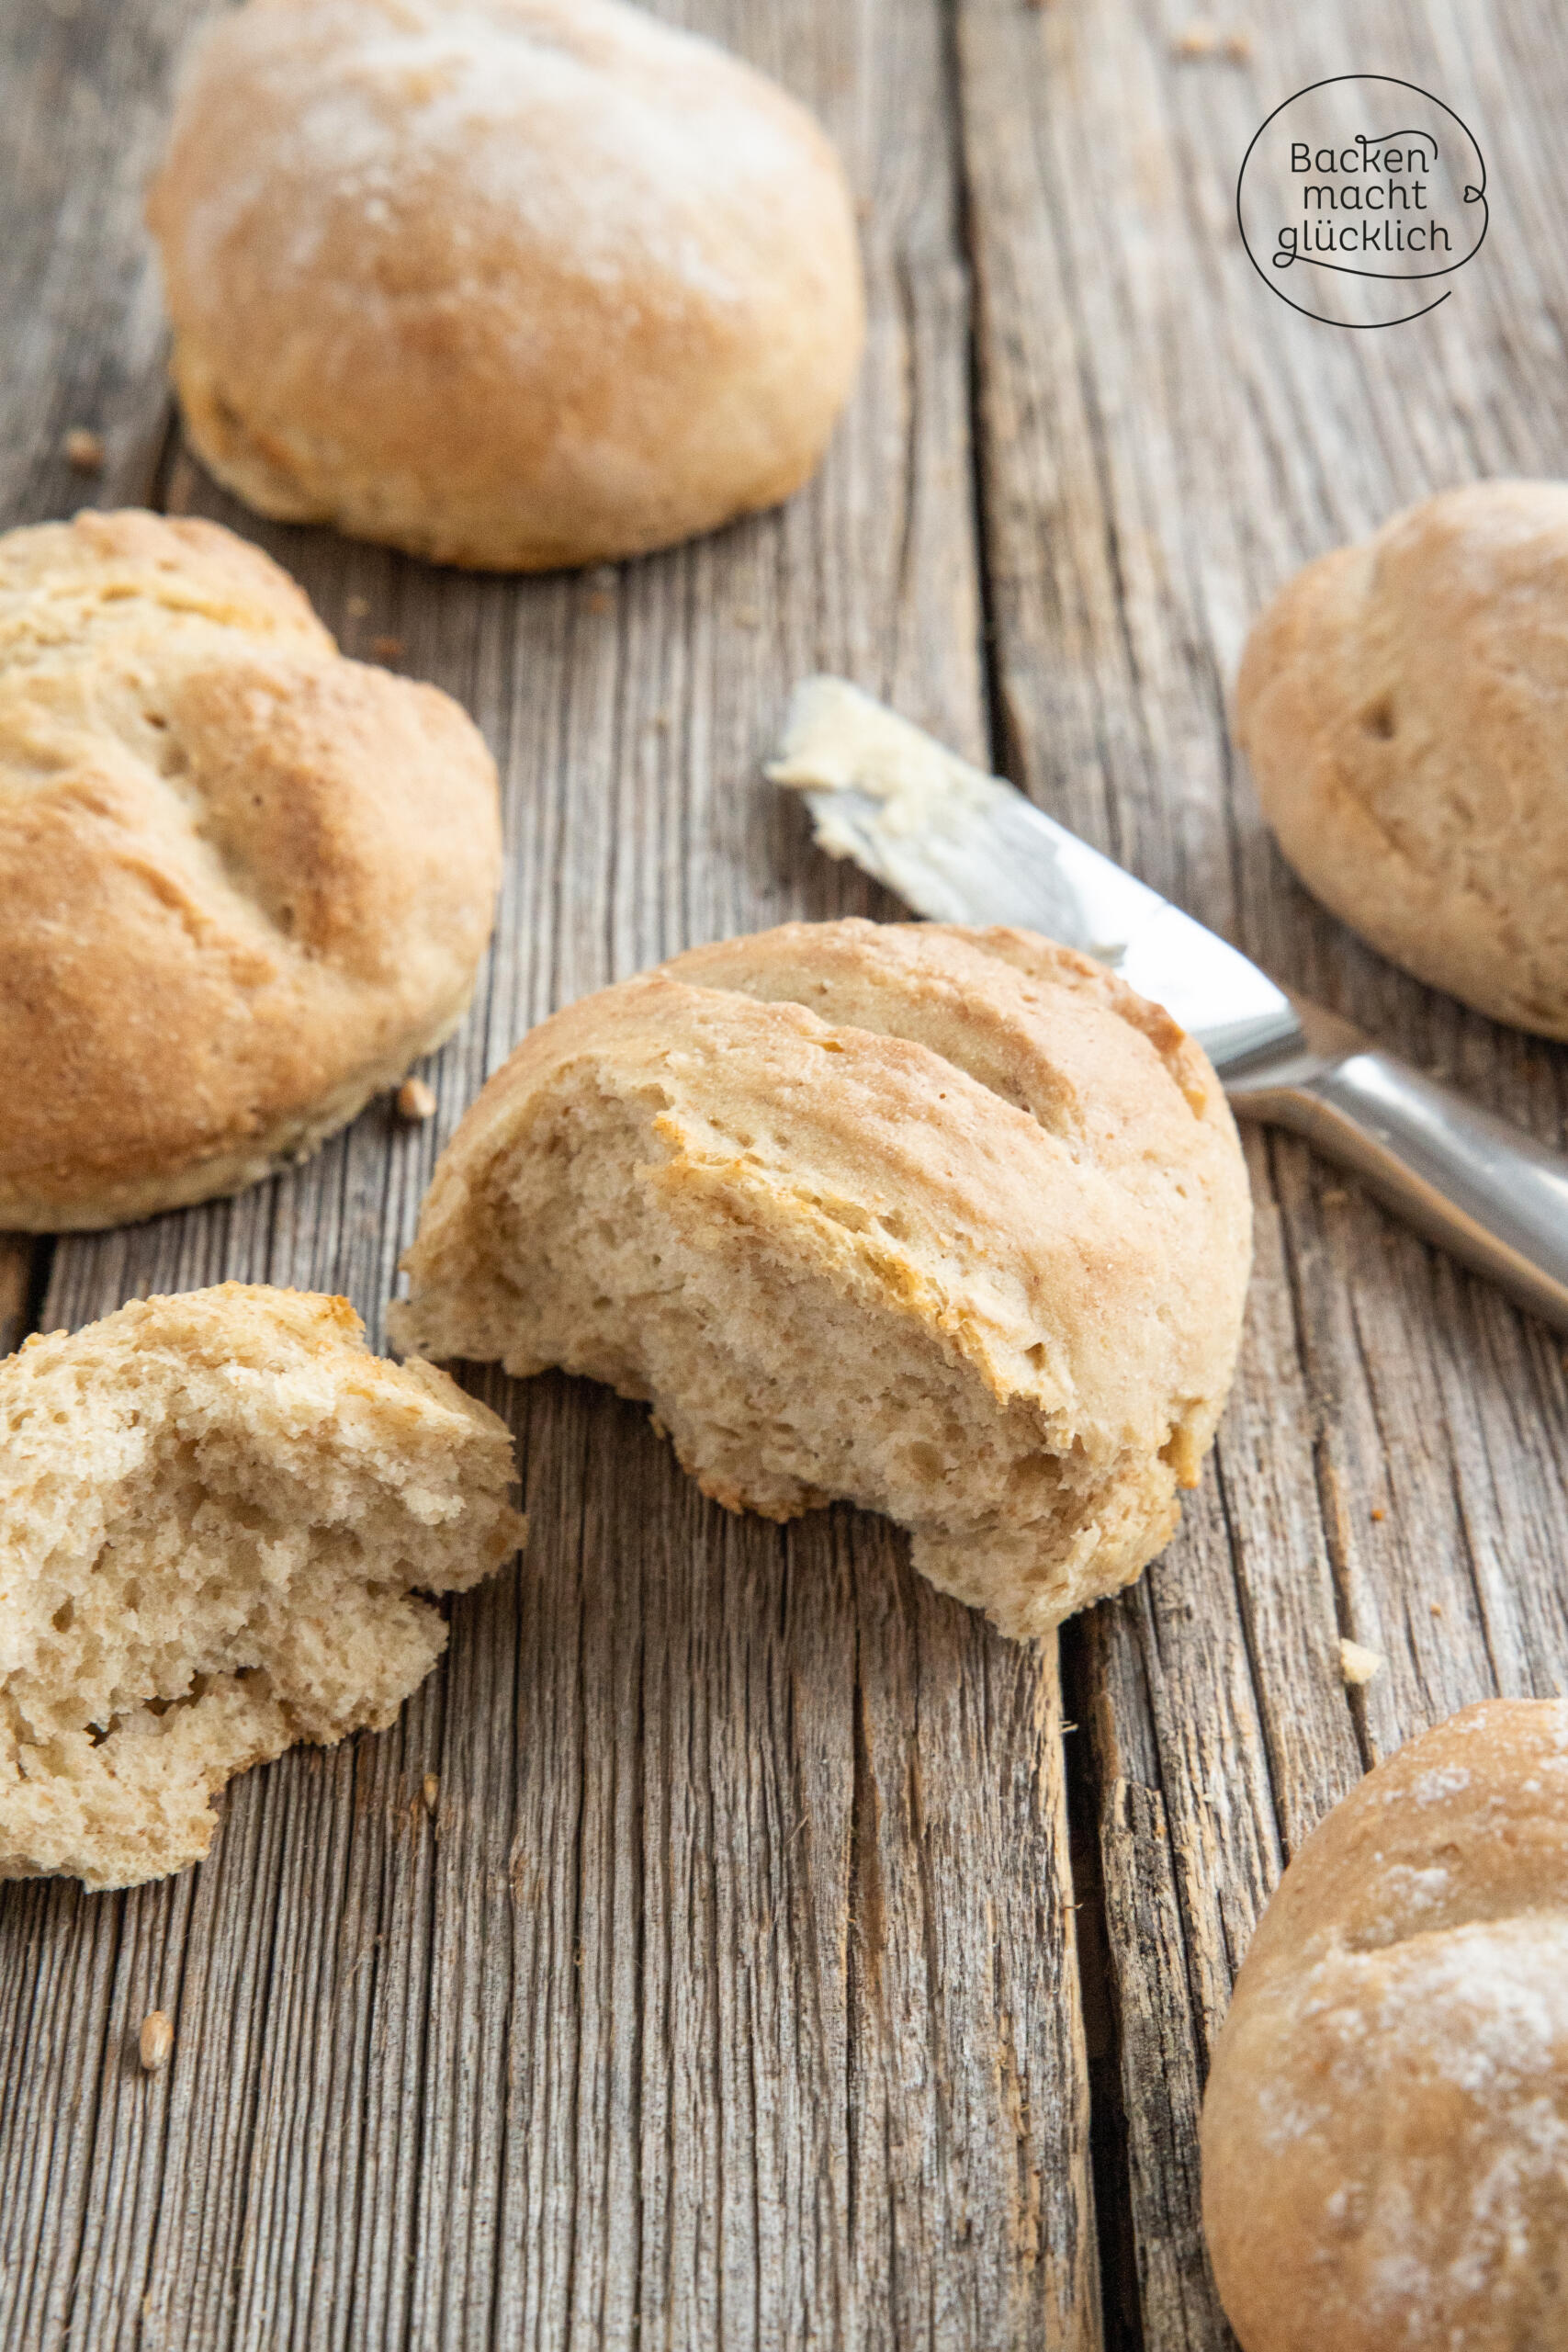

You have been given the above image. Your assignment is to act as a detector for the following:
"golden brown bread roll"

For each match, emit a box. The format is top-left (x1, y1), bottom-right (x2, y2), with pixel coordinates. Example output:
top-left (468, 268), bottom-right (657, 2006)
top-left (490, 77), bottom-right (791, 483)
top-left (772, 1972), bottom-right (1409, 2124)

top-left (389, 918), bottom-right (1252, 1638)
top-left (0, 509), bottom-right (501, 1230)
top-left (1236, 481), bottom-right (1568, 1037)
top-left (0, 1285), bottom-right (524, 1890)
top-left (145, 0), bottom-right (866, 571)
top-left (1201, 1699), bottom-right (1568, 2351)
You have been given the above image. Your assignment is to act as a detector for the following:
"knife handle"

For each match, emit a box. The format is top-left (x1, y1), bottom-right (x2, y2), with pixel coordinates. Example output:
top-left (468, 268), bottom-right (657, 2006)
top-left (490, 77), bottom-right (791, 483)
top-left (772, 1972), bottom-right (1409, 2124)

top-left (1224, 1001), bottom-right (1568, 1333)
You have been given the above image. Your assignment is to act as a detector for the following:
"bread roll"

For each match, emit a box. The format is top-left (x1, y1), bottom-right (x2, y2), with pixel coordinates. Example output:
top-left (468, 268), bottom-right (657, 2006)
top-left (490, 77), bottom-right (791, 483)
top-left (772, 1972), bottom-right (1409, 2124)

top-left (0, 1285), bottom-right (524, 1890)
top-left (1201, 1699), bottom-right (1568, 2352)
top-left (0, 509), bottom-right (501, 1230)
top-left (1236, 481), bottom-right (1568, 1036)
top-left (145, 0), bottom-right (866, 571)
top-left (389, 919), bottom-right (1251, 1638)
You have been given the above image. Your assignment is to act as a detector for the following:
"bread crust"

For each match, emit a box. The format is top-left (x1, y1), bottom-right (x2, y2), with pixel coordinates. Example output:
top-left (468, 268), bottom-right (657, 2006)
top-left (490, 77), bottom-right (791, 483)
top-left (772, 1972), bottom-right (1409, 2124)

top-left (390, 919), bottom-right (1252, 1636)
top-left (0, 509), bottom-right (501, 1228)
top-left (1201, 1699), bottom-right (1568, 2351)
top-left (0, 1283), bottom-right (524, 1889)
top-left (1236, 481), bottom-right (1568, 1036)
top-left (145, 0), bottom-right (866, 570)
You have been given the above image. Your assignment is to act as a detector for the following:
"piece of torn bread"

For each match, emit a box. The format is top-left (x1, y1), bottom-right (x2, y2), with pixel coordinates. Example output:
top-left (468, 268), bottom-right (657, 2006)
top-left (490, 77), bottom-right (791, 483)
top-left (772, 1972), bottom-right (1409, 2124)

top-left (0, 1284), bottom-right (524, 1889)
top-left (389, 919), bottom-right (1251, 1639)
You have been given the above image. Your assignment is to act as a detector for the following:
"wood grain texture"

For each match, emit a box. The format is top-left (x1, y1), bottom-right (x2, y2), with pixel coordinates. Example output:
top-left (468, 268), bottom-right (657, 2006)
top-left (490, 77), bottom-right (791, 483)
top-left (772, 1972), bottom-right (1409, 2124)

top-left (11, 0), bottom-right (1568, 2344)
top-left (954, 0), bottom-right (1568, 2340)
top-left (0, 0), bottom-right (219, 1386)
top-left (0, 4), bottom-right (1100, 2347)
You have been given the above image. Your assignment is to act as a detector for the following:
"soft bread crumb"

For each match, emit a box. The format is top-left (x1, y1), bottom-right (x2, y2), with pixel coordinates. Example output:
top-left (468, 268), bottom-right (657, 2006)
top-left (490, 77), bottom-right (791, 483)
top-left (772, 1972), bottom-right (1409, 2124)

top-left (63, 427), bottom-right (105, 472)
top-left (1340, 1637), bottom-right (1386, 1685)
top-left (0, 1284), bottom-right (524, 1888)
top-left (139, 2011), bottom-right (174, 2072)
top-left (423, 1772), bottom-right (440, 1816)
top-left (397, 1077), bottom-right (437, 1123)
top-left (1171, 21), bottom-right (1252, 59)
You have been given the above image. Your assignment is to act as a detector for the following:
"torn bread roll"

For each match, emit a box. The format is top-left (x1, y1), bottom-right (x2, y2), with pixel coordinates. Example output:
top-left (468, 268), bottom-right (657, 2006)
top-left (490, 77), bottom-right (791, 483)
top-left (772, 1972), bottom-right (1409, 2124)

top-left (0, 1285), bottom-right (523, 1889)
top-left (1201, 1699), bottom-right (1568, 2352)
top-left (390, 919), bottom-right (1251, 1638)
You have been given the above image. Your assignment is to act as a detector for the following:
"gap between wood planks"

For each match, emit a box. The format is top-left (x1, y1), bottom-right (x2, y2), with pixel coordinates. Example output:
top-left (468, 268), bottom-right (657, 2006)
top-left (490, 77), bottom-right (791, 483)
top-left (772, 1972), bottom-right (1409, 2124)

top-left (935, 0), bottom-right (1157, 2324)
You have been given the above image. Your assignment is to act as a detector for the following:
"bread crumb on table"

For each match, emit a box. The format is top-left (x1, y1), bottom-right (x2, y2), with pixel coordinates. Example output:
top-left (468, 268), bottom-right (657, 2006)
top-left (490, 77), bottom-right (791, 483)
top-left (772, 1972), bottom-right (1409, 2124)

top-left (1339, 1636), bottom-right (1385, 1687)
top-left (139, 2011), bottom-right (174, 2073)
top-left (423, 1773), bottom-right (440, 1816)
top-left (397, 1077), bottom-right (437, 1123)
top-left (1171, 21), bottom-right (1252, 60)
top-left (63, 427), bottom-right (105, 471)
top-left (344, 594), bottom-right (370, 619)
top-left (371, 634), bottom-right (405, 662)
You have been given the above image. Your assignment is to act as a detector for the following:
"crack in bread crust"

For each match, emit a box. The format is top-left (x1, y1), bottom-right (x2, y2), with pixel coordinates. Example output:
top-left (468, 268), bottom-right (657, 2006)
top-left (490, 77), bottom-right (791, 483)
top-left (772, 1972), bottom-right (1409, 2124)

top-left (0, 510), bottom-right (502, 1228)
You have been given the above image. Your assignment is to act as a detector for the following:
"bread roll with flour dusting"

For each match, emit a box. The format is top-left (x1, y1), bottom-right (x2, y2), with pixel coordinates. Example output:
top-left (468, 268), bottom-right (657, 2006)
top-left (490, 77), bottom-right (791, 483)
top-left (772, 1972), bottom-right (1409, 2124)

top-left (390, 919), bottom-right (1251, 1638)
top-left (146, 0), bottom-right (865, 570)
top-left (1201, 1700), bottom-right (1568, 2351)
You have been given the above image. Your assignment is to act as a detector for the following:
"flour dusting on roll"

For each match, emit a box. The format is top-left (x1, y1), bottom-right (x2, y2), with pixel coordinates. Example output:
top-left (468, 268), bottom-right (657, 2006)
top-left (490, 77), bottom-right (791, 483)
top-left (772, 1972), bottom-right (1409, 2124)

top-left (146, 0), bottom-right (866, 570)
top-left (1201, 1699), bottom-right (1568, 2352)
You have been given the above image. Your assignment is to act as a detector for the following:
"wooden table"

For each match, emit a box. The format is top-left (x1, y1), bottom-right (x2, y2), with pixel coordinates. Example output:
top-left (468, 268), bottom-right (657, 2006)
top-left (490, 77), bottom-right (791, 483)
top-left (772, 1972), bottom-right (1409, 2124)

top-left (3, 2), bottom-right (1565, 2345)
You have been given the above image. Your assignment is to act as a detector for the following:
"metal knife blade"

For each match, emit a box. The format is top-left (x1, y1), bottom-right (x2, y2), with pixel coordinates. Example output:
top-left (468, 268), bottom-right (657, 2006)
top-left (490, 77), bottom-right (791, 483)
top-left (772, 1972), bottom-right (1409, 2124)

top-left (767, 674), bottom-right (1568, 1334)
top-left (766, 675), bottom-right (1301, 1074)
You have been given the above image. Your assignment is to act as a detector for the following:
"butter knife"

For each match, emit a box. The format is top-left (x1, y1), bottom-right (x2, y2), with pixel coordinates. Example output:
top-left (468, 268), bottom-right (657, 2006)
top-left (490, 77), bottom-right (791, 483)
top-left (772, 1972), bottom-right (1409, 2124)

top-left (769, 676), bottom-right (1568, 1334)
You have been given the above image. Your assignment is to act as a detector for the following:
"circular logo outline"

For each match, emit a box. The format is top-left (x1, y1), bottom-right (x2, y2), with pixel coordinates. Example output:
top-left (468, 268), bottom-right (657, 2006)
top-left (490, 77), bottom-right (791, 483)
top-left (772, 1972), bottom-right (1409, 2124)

top-left (1236, 74), bottom-right (1488, 329)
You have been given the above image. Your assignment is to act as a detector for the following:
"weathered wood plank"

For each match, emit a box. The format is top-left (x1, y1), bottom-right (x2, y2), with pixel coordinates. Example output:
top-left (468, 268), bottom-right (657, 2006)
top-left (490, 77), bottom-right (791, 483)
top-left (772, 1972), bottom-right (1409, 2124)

top-left (0, 0), bottom-right (200, 526)
top-left (0, 5), bottom-right (1100, 2346)
top-left (955, 0), bottom-right (1568, 2340)
top-left (0, 0), bottom-right (220, 1374)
